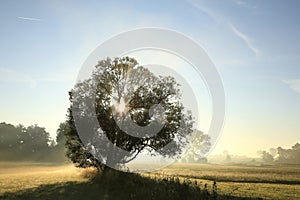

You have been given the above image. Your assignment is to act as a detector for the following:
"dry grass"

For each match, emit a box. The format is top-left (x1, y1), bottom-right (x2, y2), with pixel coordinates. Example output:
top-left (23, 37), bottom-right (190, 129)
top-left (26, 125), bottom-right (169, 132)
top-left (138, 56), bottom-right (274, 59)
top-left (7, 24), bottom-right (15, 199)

top-left (0, 162), bottom-right (245, 200)
top-left (147, 163), bottom-right (300, 200)
top-left (0, 162), bottom-right (88, 195)
top-left (153, 163), bottom-right (300, 183)
top-left (0, 162), bottom-right (299, 199)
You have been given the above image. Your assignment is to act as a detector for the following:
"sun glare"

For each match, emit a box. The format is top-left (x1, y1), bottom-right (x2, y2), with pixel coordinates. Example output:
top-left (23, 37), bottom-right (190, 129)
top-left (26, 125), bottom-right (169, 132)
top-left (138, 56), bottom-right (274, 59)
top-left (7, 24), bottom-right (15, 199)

top-left (117, 98), bottom-right (126, 113)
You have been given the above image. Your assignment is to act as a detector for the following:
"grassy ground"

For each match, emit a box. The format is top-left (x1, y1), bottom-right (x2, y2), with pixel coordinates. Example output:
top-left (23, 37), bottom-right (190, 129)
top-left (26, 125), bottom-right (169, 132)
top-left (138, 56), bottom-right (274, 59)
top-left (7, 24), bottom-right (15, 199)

top-left (0, 162), bottom-right (299, 200)
top-left (0, 162), bottom-right (87, 195)
top-left (148, 163), bottom-right (300, 200)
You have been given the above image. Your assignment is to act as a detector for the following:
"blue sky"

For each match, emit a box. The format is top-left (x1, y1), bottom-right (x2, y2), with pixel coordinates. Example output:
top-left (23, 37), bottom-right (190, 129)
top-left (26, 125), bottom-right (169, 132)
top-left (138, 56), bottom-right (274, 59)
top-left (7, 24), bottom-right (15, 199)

top-left (0, 0), bottom-right (299, 156)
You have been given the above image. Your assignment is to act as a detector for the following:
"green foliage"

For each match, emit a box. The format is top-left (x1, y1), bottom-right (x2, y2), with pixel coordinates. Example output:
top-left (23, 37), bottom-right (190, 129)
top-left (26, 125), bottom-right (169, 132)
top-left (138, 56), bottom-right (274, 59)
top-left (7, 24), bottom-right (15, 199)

top-left (64, 57), bottom-right (194, 169)
top-left (276, 143), bottom-right (300, 164)
top-left (258, 150), bottom-right (274, 163)
top-left (63, 109), bottom-right (102, 169)
top-left (258, 142), bottom-right (300, 164)
top-left (181, 130), bottom-right (210, 163)
top-left (0, 122), bottom-right (66, 162)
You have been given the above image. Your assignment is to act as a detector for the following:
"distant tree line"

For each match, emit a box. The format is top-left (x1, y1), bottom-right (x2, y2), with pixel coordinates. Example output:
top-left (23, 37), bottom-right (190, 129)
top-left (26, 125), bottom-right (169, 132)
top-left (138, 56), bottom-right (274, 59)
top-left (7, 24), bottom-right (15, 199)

top-left (0, 122), bottom-right (66, 162)
top-left (258, 143), bottom-right (300, 164)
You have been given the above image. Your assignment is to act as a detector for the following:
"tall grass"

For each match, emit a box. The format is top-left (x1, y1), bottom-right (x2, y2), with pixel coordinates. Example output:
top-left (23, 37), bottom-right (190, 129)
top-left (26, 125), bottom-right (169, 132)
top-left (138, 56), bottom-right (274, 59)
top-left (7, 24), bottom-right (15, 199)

top-left (0, 166), bottom-right (261, 200)
top-left (2, 163), bottom-right (299, 199)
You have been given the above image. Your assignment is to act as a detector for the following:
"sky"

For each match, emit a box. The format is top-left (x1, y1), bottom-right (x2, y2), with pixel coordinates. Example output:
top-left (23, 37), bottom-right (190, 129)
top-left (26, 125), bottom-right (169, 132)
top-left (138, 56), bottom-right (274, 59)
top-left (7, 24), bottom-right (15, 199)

top-left (0, 0), bottom-right (299, 157)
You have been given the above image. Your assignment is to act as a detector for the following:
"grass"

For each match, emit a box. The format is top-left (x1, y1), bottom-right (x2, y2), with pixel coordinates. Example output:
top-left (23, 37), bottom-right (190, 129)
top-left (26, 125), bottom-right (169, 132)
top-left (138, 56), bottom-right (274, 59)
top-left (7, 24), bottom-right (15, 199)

top-left (148, 163), bottom-right (300, 200)
top-left (0, 162), bottom-right (87, 195)
top-left (153, 163), bottom-right (300, 184)
top-left (0, 162), bottom-right (299, 200)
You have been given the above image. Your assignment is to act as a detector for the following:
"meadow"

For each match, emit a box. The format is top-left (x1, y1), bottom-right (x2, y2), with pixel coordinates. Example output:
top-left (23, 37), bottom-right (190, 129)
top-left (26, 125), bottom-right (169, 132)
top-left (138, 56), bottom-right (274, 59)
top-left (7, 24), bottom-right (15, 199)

top-left (149, 163), bottom-right (300, 200)
top-left (0, 162), bottom-right (299, 200)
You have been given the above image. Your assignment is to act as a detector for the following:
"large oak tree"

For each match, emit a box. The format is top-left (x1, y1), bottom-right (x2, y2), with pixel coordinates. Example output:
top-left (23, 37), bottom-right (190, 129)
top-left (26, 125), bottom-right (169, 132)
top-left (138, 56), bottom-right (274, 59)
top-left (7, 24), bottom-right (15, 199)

top-left (64, 57), bottom-right (194, 170)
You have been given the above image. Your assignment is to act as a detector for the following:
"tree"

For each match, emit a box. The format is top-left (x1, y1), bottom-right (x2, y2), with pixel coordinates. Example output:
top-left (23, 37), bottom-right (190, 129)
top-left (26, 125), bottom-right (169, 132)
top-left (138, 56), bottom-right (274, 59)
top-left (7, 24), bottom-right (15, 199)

top-left (257, 142), bottom-right (300, 164)
top-left (0, 122), bottom-right (55, 161)
top-left (64, 57), bottom-right (194, 170)
top-left (56, 123), bottom-right (67, 148)
top-left (181, 130), bottom-right (210, 163)
top-left (45, 122), bottom-right (69, 162)
top-left (276, 143), bottom-right (300, 164)
top-left (258, 150), bottom-right (274, 163)
top-left (223, 150), bottom-right (232, 163)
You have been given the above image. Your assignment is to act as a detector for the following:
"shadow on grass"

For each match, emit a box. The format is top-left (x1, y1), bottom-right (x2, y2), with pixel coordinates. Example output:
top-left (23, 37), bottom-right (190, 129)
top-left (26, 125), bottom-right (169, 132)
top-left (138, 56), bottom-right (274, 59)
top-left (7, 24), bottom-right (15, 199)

top-left (0, 170), bottom-right (262, 200)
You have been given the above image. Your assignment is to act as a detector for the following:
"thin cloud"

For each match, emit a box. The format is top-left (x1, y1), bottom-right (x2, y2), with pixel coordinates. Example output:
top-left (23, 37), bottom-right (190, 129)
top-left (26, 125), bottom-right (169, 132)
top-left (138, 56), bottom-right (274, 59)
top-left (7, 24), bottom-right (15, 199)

top-left (233, 0), bottom-right (247, 6)
top-left (0, 68), bottom-right (74, 89)
top-left (231, 0), bottom-right (259, 12)
top-left (18, 16), bottom-right (42, 21)
top-left (187, 0), bottom-right (221, 22)
top-left (188, 0), bottom-right (261, 58)
top-left (283, 79), bottom-right (300, 94)
top-left (0, 68), bottom-right (37, 88)
top-left (229, 23), bottom-right (260, 57)
top-left (232, 0), bottom-right (252, 8)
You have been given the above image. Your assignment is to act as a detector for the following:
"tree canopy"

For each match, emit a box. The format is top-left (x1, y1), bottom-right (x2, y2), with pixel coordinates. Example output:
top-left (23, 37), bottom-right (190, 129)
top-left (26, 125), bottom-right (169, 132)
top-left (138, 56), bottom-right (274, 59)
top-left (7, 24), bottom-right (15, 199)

top-left (64, 57), bottom-right (195, 170)
top-left (258, 142), bottom-right (300, 164)
top-left (180, 130), bottom-right (211, 163)
top-left (0, 122), bottom-right (65, 162)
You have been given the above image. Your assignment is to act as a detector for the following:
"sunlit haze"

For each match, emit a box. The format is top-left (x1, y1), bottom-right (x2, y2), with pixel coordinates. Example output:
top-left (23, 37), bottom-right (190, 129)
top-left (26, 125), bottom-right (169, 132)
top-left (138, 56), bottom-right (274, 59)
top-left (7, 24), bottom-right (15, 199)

top-left (0, 0), bottom-right (299, 157)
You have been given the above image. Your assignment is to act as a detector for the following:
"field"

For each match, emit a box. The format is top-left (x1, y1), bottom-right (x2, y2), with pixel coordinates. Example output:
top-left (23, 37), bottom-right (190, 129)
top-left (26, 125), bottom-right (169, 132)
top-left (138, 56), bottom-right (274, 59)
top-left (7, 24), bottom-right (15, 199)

top-left (150, 163), bottom-right (300, 200)
top-left (0, 162), bottom-right (299, 200)
top-left (0, 162), bottom-right (87, 196)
